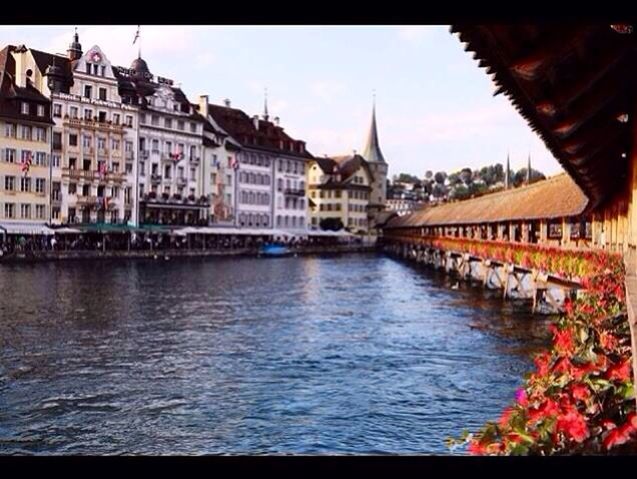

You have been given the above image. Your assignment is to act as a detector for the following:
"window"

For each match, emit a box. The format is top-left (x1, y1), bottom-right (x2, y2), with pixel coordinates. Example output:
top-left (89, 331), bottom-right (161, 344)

top-left (86, 63), bottom-right (91, 74)
top-left (35, 127), bottom-right (47, 142)
top-left (190, 122), bottom-right (197, 133)
top-left (125, 115), bottom-right (133, 127)
top-left (113, 113), bottom-right (120, 125)
top-left (151, 115), bottom-right (159, 126)
top-left (35, 152), bottom-right (46, 166)
top-left (36, 204), bottom-right (45, 219)
top-left (83, 184), bottom-right (90, 196)
top-left (93, 64), bottom-right (99, 76)
top-left (190, 168), bottom-right (196, 181)
top-left (164, 118), bottom-right (172, 129)
top-left (4, 203), bottom-right (15, 219)
top-left (100, 66), bottom-right (106, 77)
top-left (4, 148), bottom-right (16, 163)
top-left (52, 207), bottom-right (60, 220)
top-left (84, 85), bottom-right (92, 99)
top-left (125, 141), bottom-right (133, 153)
top-left (84, 109), bottom-right (93, 120)
top-left (68, 183), bottom-right (77, 194)
top-left (112, 139), bottom-right (120, 150)
top-left (548, 221), bottom-right (563, 239)
top-left (152, 139), bottom-right (159, 152)
top-left (69, 133), bottom-right (78, 146)
top-left (83, 135), bottom-right (92, 148)
top-left (20, 125), bottom-right (32, 140)
top-left (98, 111), bottom-right (107, 123)
top-left (51, 154), bottom-right (61, 168)
top-left (4, 123), bottom-right (16, 137)
top-left (99, 88), bottom-right (107, 101)
top-left (20, 204), bottom-right (31, 219)
top-left (112, 162), bottom-right (119, 172)
top-left (20, 177), bottom-right (31, 192)
top-left (68, 207), bottom-right (76, 222)
top-left (21, 102), bottom-right (29, 114)
top-left (139, 113), bottom-right (146, 124)
top-left (97, 137), bottom-right (106, 150)
top-left (4, 176), bottom-right (15, 191)
top-left (35, 178), bottom-right (45, 194)
top-left (177, 120), bottom-right (184, 131)
top-left (37, 105), bottom-right (44, 117)
top-left (226, 174), bottom-right (232, 186)
top-left (53, 104), bottom-right (62, 117)
top-left (70, 106), bottom-right (78, 118)
top-left (68, 157), bottom-right (77, 169)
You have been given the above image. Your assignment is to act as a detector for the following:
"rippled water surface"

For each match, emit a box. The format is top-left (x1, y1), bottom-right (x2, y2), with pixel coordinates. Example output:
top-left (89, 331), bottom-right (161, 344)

top-left (0, 253), bottom-right (550, 454)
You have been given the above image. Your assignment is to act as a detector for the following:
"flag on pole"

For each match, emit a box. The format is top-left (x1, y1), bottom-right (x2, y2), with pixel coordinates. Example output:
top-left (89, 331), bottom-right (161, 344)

top-left (21, 151), bottom-right (32, 176)
top-left (99, 161), bottom-right (107, 178)
top-left (230, 156), bottom-right (239, 170)
top-left (133, 25), bottom-right (141, 45)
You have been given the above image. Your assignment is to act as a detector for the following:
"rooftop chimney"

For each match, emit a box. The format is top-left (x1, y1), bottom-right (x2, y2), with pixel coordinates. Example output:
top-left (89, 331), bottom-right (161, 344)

top-left (274, 116), bottom-right (280, 126)
top-left (198, 94), bottom-right (209, 117)
top-left (253, 115), bottom-right (259, 130)
top-left (224, 98), bottom-right (231, 107)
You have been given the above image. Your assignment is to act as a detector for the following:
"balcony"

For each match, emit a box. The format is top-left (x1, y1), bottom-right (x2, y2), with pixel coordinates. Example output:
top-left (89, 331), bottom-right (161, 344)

top-left (76, 195), bottom-right (99, 206)
top-left (140, 150), bottom-right (149, 160)
top-left (83, 146), bottom-right (94, 155)
top-left (150, 173), bottom-right (162, 185)
top-left (97, 148), bottom-right (109, 157)
top-left (284, 188), bottom-right (305, 197)
top-left (189, 156), bottom-right (200, 165)
top-left (62, 168), bottom-right (97, 181)
top-left (177, 177), bottom-right (188, 187)
top-left (105, 171), bottom-right (127, 182)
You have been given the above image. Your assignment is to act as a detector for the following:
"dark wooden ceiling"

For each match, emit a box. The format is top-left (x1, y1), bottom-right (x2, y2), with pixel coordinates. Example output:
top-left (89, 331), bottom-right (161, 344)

top-left (450, 25), bottom-right (637, 208)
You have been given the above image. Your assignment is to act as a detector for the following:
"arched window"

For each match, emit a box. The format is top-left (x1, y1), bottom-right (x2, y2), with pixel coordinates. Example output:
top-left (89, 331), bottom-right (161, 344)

top-left (249, 213), bottom-right (254, 226)
top-left (291, 216), bottom-right (296, 228)
top-left (284, 216), bottom-right (289, 227)
top-left (240, 213), bottom-right (246, 226)
top-left (277, 216), bottom-right (282, 227)
top-left (277, 178), bottom-right (283, 191)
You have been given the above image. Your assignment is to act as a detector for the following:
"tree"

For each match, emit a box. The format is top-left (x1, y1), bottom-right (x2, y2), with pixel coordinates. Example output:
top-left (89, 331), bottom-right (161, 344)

top-left (460, 167), bottom-right (473, 185)
top-left (434, 171), bottom-right (447, 185)
top-left (424, 170), bottom-right (433, 180)
top-left (320, 217), bottom-right (344, 231)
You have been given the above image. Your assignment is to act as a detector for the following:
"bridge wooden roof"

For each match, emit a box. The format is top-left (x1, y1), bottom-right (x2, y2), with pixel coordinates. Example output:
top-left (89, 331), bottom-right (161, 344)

top-left (385, 174), bottom-right (588, 229)
top-left (450, 25), bottom-right (637, 208)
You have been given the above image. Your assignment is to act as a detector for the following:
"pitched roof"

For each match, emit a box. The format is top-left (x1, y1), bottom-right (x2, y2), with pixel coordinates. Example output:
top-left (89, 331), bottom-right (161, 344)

top-left (207, 103), bottom-right (313, 159)
top-left (385, 173), bottom-right (588, 229)
top-left (313, 153), bottom-right (374, 184)
top-left (0, 45), bottom-right (53, 124)
top-left (450, 25), bottom-right (636, 208)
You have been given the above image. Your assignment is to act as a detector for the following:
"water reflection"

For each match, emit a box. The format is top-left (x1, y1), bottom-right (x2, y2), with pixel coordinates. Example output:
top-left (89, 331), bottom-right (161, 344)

top-left (0, 254), bottom-right (548, 454)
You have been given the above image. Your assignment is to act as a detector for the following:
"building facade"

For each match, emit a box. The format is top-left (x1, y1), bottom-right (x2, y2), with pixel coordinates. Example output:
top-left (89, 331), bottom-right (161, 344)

top-left (115, 55), bottom-right (208, 226)
top-left (206, 102), bottom-right (312, 230)
top-left (0, 45), bottom-right (54, 234)
top-left (307, 154), bottom-right (373, 233)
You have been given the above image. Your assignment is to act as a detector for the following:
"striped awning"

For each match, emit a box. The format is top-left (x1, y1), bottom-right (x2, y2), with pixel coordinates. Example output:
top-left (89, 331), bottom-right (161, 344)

top-left (0, 222), bottom-right (55, 236)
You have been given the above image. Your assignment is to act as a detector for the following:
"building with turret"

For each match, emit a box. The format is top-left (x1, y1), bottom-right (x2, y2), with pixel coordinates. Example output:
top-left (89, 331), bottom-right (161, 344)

top-left (361, 101), bottom-right (388, 230)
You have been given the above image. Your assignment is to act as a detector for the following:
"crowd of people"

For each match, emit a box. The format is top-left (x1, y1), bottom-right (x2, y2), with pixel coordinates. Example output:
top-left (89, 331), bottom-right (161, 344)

top-left (0, 231), bottom-right (364, 259)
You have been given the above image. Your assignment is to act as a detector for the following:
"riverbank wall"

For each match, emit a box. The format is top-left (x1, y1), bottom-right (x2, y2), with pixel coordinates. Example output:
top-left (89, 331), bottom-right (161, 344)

top-left (0, 244), bottom-right (377, 263)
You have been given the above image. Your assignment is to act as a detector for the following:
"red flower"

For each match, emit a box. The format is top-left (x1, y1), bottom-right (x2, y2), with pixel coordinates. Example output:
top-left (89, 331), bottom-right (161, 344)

top-left (499, 407), bottom-right (515, 428)
top-left (606, 359), bottom-right (632, 382)
top-left (527, 399), bottom-right (560, 424)
top-left (599, 331), bottom-right (618, 351)
top-left (553, 357), bottom-right (572, 375)
top-left (570, 383), bottom-right (590, 402)
top-left (556, 408), bottom-right (590, 443)
top-left (468, 439), bottom-right (487, 455)
top-left (552, 327), bottom-right (575, 355)
top-left (603, 422), bottom-right (635, 450)
top-left (534, 352), bottom-right (551, 376)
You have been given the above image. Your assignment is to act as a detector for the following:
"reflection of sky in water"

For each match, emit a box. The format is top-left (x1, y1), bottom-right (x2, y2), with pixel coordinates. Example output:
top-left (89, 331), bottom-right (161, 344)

top-left (0, 254), bottom-right (547, 454)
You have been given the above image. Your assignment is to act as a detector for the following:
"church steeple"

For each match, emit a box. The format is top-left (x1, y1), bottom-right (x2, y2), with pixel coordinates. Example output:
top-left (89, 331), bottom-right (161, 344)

top-left (526, 153), bottom-right (532, 184)
top-left (362, 94), bottom-right (386, 164)
top-left (67, 27), bottom-right (82, 61)
top-left (263, 87), bottom-right (269, 121)
top-left (505, 152), bottom-right (511, 189)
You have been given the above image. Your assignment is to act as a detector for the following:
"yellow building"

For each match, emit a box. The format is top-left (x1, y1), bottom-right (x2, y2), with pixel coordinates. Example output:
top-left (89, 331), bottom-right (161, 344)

top-left (307, 154), bottom-right (374, 233)
top-left (0, 45), bottom-right (53, 235)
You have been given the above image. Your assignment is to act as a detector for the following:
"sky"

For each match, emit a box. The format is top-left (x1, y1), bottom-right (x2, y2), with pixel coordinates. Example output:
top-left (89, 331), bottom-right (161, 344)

top-left (0, 25), bottom-right (562, 178)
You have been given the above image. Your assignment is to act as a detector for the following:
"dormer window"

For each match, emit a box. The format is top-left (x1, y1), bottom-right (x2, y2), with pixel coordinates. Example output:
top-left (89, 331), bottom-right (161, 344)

top-left (21, 102), bottom-right (29, 115)
top-left (37, 105), bottom-right (44, 117)
top-left (100, 66), bottom-right (106, 76)
top-left (92, 64), bottom-right (99, 75)
top-left (86, 63), bottom-right (91, 74)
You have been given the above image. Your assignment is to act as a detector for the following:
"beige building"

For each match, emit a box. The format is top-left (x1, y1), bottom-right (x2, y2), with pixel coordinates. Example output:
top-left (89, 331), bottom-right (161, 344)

top-left (307, 154), bottom-right (373, 233)
top-left (0, 45), bottom-right (53, 235)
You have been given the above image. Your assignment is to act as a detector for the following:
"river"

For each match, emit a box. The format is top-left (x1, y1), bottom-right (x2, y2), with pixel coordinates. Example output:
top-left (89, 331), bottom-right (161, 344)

top-left (0, 253), bottom-right (549, 454)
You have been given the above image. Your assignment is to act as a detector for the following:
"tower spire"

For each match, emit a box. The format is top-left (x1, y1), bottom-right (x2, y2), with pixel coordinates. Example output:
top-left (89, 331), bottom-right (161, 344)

top-left (263, 87), bottom-right (269, 121)
top-left (526, 153), bottom-right (532, 184)
top-left (67, 27), bottom-right (83, 61)
top-left (362, 93), bottom-right (386, 164)
top-left (505, 152), bottom-right (511, 190)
